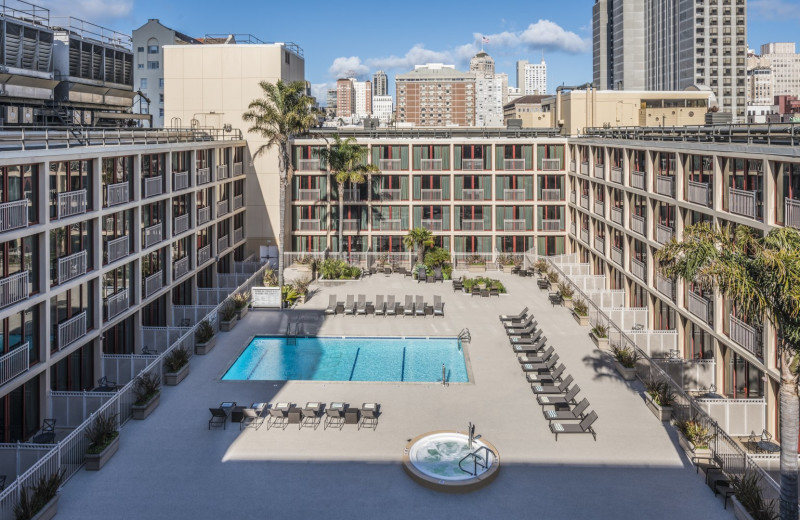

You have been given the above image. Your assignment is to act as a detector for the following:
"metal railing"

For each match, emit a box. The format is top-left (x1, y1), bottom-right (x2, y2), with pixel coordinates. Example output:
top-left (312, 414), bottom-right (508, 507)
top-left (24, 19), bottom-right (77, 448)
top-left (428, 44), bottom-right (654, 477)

top-left (298, 219), bottom-right (321, 231)
top-left (0, 200), bottom-right (27, 232)
top-left (570, 191), bottom-right (576, 204)
top-left (504, 219), bottom-right (526, 232)
top-left (378, 219), bottom-right (402, 231)
top-left (594, 163), bottom-right (605, 179)
top-left (58, 251), bottom-right (87, 284)
top-left (174, 214), bottom-right (189, 235)
top-left (611, 246), bottom-right (623, 266)
top-left (342, 189), bottom-right (360, 202)
top-left (105, 289), bottom-right (129, 320)
top-left (297, 188), bottom-right (321, 201)
top-left (233, 194), bottom-right (244, 210)
top-left (631, 214), bottom-right (646, 237)
top-left (688, 180), bottom-right (711, 206)
top-left (656, 274), bottom-right (675, 301)
top-left (570, 160), bottom-right (576, 173)
top-left (729, 315), bottom-right (761, 358)
top-left (216, 164), bottom-right (230, 180)
top-left (143, 176), bottom-right (162, 198)
top-left (541, 188), bottom-right (562, 201)
top-left (656, 223), bottom-right (674, 245)
top-left (505, 189), bottom-right (525, 201)
top-left (144, 271), bottom-right (162, 298)
top-left (594, 199), bottom-right (605, 216)
top-left (197, 206), bottom-right (210, 225)
top-left (462, 158), bottom-right (484, 170)
top-left (233, 162), bottom-right (243, 176)
top-left (580, 194), bottom-right (589, 209)
top-left (504, 159), bottom-right (525, 170)
top-left (197, 167), bottom-right (211, 185)
top-left (594, 236), bottom-right (605, 253)
top-left (630, 257), bottom-right (646, 281)
top-left (631, 170), bottom-right (645, 190)
top-left (656, 175), bottom-right (675, 197)
top-left (611, 206), bottom-right (623, 225)
top-left (540, 219), bottom-right (562, 232)
top-left (786, 198), bottom-right (800, 229)
top-left (234, 228), bottom-right (244, 244)
top-left (420, 158), bottom-right (443, 170)
top-left (106, 236), bottom-right (129, 264)
top-left (58, 311), bottom-right (86, 350)
top-left (570, 222), bottom-right (576, 236)
top-left (580, 162), bottom-right (589, 175)
top-left (144, 223), bottom-right (162, 248)
top-left (217, 200), bottom-right (229, 217)
top-left (173, 171), bottom-right (189, 191)
top-left (341, 219), bottom-right (360, 232)
top-left (297, 159), bottom-right (321, 171)
top-left (173, 256), bottom-right (190, 280)
top-left (106, 182), bottom-right (129, 206)
top-left (688, 291), bottom-right (713, 325)
top-left (0, 343), bottom-right (29, 387)
top-left (218, 235), bottom-right (229, 253)
top-left (729, 187), bottom-right (757, 219)
top-left (57, 190), bottom-right (87, 218)
top-left (0, 271), bottom-right (27, 309)
top-left (420, 189), bottom-right (443, 201)
top-left (580, 227), bottom-right (589, 244)
top-left (611, 166), bottom-right (623, 184)
top-left (379, 188), bottom-right (402, 201)
top-left (421, 219), bottom-right (443, 231)
top-left (541, 158), bottom-right (562, 171)
top-left (198, 245), bottom-right (211, 265)
top-left (378, 158), bottom-right (402, 171)
top-left (461, 219), bottom-right (484, 231)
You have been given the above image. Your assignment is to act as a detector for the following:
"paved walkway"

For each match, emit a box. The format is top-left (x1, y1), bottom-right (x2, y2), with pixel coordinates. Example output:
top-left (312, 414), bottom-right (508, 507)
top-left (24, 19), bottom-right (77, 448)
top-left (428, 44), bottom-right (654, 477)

top-left (57, 272), bottom-right (732, 519)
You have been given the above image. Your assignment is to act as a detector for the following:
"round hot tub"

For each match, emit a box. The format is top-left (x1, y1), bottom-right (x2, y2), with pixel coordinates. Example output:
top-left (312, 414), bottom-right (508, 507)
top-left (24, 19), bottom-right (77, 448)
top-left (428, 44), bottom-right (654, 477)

top-left (402, 431), bottom-right (500, 492)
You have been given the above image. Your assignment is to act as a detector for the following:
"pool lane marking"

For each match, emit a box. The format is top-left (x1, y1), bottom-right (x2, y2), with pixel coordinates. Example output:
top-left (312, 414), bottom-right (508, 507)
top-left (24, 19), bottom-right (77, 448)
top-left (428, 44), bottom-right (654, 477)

top-left (401, 347), bottom-right (406, 382)
top-left (348, 347), bottom-right (360, 381)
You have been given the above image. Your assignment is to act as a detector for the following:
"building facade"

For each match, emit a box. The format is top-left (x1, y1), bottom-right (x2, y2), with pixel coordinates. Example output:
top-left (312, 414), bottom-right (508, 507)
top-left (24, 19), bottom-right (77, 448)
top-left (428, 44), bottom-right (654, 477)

top-left (372, 95), bottom-right (393, 124)
top-left (516, 59), bottom-right (548, 95)
top-left (747, 43), bottom-right (800, 103)
top-left (372, 71), bottom-right (388, 97)
top-left (747, 68), bottom-right (773, 106)
top-left (395, 64), bottom-right (476, 127)
top-left (470, 52), bottom-right (495, 76)
top-left (336, 78), bottom-right (372, 120)
top-left (593, 0), bottom-right (645, 91)
top-left (475, 74), bottom-right (507, 127)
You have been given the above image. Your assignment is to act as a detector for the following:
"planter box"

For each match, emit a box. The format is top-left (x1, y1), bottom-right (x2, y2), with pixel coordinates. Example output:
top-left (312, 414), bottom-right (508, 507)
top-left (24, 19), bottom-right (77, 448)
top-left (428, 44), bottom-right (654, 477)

top-left (132, 393), bottom-right (160, 420)
top-left (236, 306), bottom-right (249, 320)
top-left (195, 335), bottom-right (217, 355)
top-left (677, 431), bottom-right (712, 461)
top-left (165, 363), bottom-right (190, 386)
top-left (290, 264), bottom-right (313, 273)
top-left (572, 312), bottom-right (589, 326)
top-left (219, 317), bottom-right (237, 332)
top-left (563, 298), bottom-right (574, 310)
top-left (499, 264), bottom-right (516, 272)
top-left (614, 360), bottom-right (637, 381)
top-left (645, 394), bottom-right (673, 422)
top-left (468, 264), bottom-right (486, 273)
top-left (85, 434), bottom-right (119, 471)
top-left (731, 496), bottom-right (755, 520)
top-left (30, 496), bottom-right (59, 520)
top-left (590, 332), bottom-right (609, 350)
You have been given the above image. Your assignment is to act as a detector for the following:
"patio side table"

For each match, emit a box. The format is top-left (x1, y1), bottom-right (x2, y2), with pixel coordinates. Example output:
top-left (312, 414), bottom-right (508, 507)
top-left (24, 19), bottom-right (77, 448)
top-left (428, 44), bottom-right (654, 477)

top-left (344, 407), bottom-right (360, 424)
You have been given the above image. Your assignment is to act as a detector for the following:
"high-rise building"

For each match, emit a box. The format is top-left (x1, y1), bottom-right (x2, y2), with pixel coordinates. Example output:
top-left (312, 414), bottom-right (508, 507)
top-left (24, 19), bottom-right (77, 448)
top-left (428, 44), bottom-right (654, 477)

top-left (373, 70), bottom-right (388, 97)
top-left (516, 59), bottom-right (547, 95)
top-left (372, 95), bottom-right (394, 123)
top-left (475, 73), bottom-right (507, 127)
top-left (747, 43), bottom-right (800, 101)
top-left (336, 78), bottom-right (372, 119)
top-left (326, 89), bottom-right (338, 111)
top-left (353, 80), bottom-right (373, 119)
top-left (395, 64), bottom-right (476, 126)
top-left (747, 68), bottom-right (773, 106)
top-left (469, 52), bottom-right (495, 76)
top-left (592, 0), bottom-right (645, 90)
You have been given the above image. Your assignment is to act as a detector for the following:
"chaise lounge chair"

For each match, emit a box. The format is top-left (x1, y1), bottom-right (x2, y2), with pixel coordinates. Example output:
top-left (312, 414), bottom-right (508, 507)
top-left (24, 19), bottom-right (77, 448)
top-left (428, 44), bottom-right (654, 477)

top-left (356, 294), bottom-right (367, 315)
top-left (343, 294), bottom-right (356, 315)
top-left (453, 277), bottom-right (463, 292)
top-left (433, 295), bottom-right (444, 317)
top-left (403, 295), bottom-right (414, 317)
top-left (549, 291), bottom-right (564, 307)
top-left (415, 295), bottom-right (425, 317)
top-left (324, 407), bottom-right (345, 430)
top-left (359, 403), bottom-right (380, 430)
top-left (505, 321), bottom-right (539, 337)
top-left (208, 408), bottom-right (229, 430)
top-left (240, 408), bottom-right (266, 430)
top-left (267, 407), bottom-right (289, 430)
top-left (504, 314), bottom-right (533, 329)
top-left (324, 294), bottom-right (339, 316)
top-left (542, 398), bottom-right (590, 422)
top-left (521, 354), bottom-right (559, 373)
top-left (531, 374), bottom-right (574, 395)
top-left (517, 345), bottom-right (555, 364)
top-left (374, 295), bottom-right (386, 316)
top-left (550, 410), bottom-right (598, 441)
top-left (536, 384), bottom-right (581, 407)
top-left (527, 363), bottom-right (566, 384)
top-left (511, 336), bottom-right (548, 353)
top-left (417, 267), bottom-right (427, 283)
top-left (386, 295), bottom-right (397, 316)
top-left (499, 306), bottom-right (528, 323)
top-left (434, 267), bottom-right (444, 282)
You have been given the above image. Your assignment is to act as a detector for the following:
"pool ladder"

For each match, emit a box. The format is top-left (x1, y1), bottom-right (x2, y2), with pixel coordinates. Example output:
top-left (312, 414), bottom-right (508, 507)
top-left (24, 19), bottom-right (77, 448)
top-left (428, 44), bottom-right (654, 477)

top-left (458, 328), bottom-right (471, 343)
top-left (458, 446), bottom-right (492, 476)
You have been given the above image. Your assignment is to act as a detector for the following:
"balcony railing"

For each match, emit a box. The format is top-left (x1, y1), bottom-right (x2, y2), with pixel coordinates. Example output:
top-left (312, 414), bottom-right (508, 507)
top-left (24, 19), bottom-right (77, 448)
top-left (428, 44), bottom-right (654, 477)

top-left (105, 289), bottom-right (129, 320)
top-left (460, 188), bottom-right (483, 201)
top-left (297, 159), bottom-right (321, 171)
top-left (594, 236), bottom-right (605, 253)
top-left (173, 256), bottom-right (189, 280)
top-left (462, 219), bottom-right (484, 231)
top-left (143, 176), bottom-right (162, 198)
top-left (594, 200), bottom-right (605, 216)
top-left (234, 227), bottom-right (243, 244)
top-left (197, 206), bottom-right (211, 225)
top-left (631, 214), bottom-right (646, 237)
top-left (342, 219), bottom-right (360, 232)
top-left (378, 219), bottom-right (402, 231)
top-left (217, 164), bottom-right (230, 179)
top-left (197, 167), bottom-right (211, 185)
top-left (594, 164), bottom-right (605, 179)
top-left (541, 158), bottom-right (562, 171)
top-left (298, 219), bottom-right (321, 231)
top-left (0, 200), bottom-right (28, 232)
top-left (144, 223), bottom-right (162, 248)
top-left (504, 219), bottom-right (526, 232)
top-left (106, 182), bottom-right (129, 206)
top-left (631, 170), bottom-right (645, 190)
top-left (298, 189), bottom-right (321, 201)
top-left (233, 162), bottom-right (243, 176)
top-left (656, 175), bottom-right (675, 197)
top-left (198, 245), bottom-right (211, 265)
top-left (58, 251), bottom-right (87, 284)
top-left (630, 257), bottom-right (646, 281)
top-left (106, 236), bottom-right (129, 264)
top-left (688, 291), bottom-right (712, 324)
top-left (570, 191), bottom-right (576, 204)
top-left (421, 189), bottom-right (443, 201)
top-left (0, 343), bottom-right (29, 386)
top-left (580, 194), bottom-right (589, 210)
top-left (173, 171), bottom-right (189, 191)
top-left (729, 315), bottom-right (761, 358)
top-left (378, 158), bottom-right (402, 171)
top-left (688, 180), bottom-right (711, 206)
top-left (540, 219), bottom-right (562, 232)
top-left (611, 166), bottom-right (623, 184)
top-left (570, 222), bottom-right (576, 236)
top-left (462, 158), bottom-right (484, 171)
top-left (174, 214), bottom-right (190, 235)
top-left (729, 187), bottom-right (757, 219)
top-left (611, 206), bottom-right (623, 225)
top-left (421, 219), bottom-right (443, 231)
top-left (420, 158), bottom-right (443, 170)
top-left (569, 160), bottom-right (576, 173)
top-left (58, 311), bottom-right (86, 350)
top-left (611, 246), bottom-right (623, 266)
top-left (233, 194), bottom-right (244, 210)
top-left (379, 189), bottom-right (402, 201)
top-left (541, 189), bottom-right (562, 201)
top-left (144, 272), bottom-right (163, 298)
top-left (217, 200), bottom-right (229, 217)
top-left (57, 190), bottom-right (87, 218)
top-left (656, 274), bottom-right (675, 301)
top-left (580, 227), bottom-right (589, 244)
top-left (656, 223), bottom-right (674, 245)
top-left (786, 198), bottom-right (800, 229)
top-left (218, 235), bottom-right (229, 253)
top-left (504, 159), bottom-right (525, 170)
top-left (505, 189), bottom-right (525, 201)
top-left (580, 162), bottom-right (589, 175)
top-left (0, 271), bottom-right (28, 308)
top-left (342, 189), bottom-right (360, 202)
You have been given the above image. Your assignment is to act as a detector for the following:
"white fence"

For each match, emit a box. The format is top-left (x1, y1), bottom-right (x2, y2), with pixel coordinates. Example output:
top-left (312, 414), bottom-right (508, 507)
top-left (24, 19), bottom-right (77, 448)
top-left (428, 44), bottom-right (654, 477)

top-left (141, 327), bottom-right (191, 351)
top-left (627, 329), bottom-right (678, 358)
top-left (102, 354), bottom-right (160, 388)
top-left (586, 290), bottom-right (625, 309)
top-left (606, 307), bottom-right (648, 331)
top-left (653, 359), bottom-right (716, 392)
top-left (0, 444), bottom-right (54, 483)
top-left (567, 275), bottom-right (606, 292)
top-left (48, 391), bottom-right (117, 429)
top-left (696, 398), bottom-right (766, 436)
top-left (197, 288), bottom-right (228, 306)
top-left (171, 306), bottom-right (217, 327)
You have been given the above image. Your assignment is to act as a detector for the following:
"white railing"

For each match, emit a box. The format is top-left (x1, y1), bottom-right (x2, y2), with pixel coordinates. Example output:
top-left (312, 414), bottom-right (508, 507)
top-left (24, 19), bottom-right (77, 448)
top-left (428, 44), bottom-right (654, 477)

top-left (541, 158), bottom-right (562, 171)
top-left (174, 214), bottom-right (189, 235)
top-left (198, 245), bottom-right (211, 265)
top-left (58, 251), bottom-right (87, 284)
top-left (420, 158), bottom-right (443, 170)
top-left (594, 199), bottom-right (605, 216)
top-left (298, 219), bottom-right (321, 231)
top-left (580, 227), bottom-right (590, 244)
top-left (143, 176), bottom-right (162, 198)
top-left (57, 190), bottom-right (87, 218)
top-left (656, 274), bottom-right (675, 301)
top-left (0, 342), bottom-right (29, 386)
top-left (233, 162), bottom-right (243, 176)
top-left (580, 194), bottom-right (589, 209)
top-left (173, 171), bottom-right (189, 191)
top-left (729, 187), bottom-right (757, 219)
top-left (173, 256), bottom-right (190, 280)
top-left (378, 219), bottom-right (402, 231)
top-left (342, 219), bottom-right (360, 232)
top-left (504, 219), bottom-right (526, 232)
top-left (233, 194), bottom-right (244, 210)
top-left (0, 271), bottom-right (27, 308)
top-left (420, 189), bottom-right (443, 201)
top-left (569, 160), bottom-right (576, 173)
top-left (106, 236), bottom-right (129, 264)
top-left (540, 219), bottom-right (562, 232)
top-left (217, 200), bottom-right (229, 217)
top-left (786, 198), bottom-right (800, 229)
top-left (234, 227), bottom-right (244, 244)
top-left (631, 214), bottom-right (646, 237)
top-left (106, 182), bottom-right (129, 206)
top-left (611, 166), bottom-right (623, 184)
top-left (105, 289), bottom-right (129, 320)
top-left (688, 291), bottom-right (712, 324)
top-left (580, 162), bottom-right (589, 175)
top-left (462, 188), bottom-right (485, 201)
top-left (505, 189), bottom-right (525, 201)
top-left (631, 170), bottom-right (645, 190)
top-left (378, 158), bottom-right (402, 171)
top-left (379, 188), bottom-right (402, 201)
top-left (611, 206), bottom-right (623, 225)
top-left (421, 219), bottom-right (443, 231)
top-left (216, 164), bottom-right (230, 179)
top-left (197, 206), bottom-right (210, 225)
top-left (594, 236), bottom-right (605, 253)
top-left (730, 315), bottom-right (760, 358)
top-left (144, 223), bottom-right (162, 248)
top-left (611, 246), bottom-right (623, 266)
top-left (462, 158), bottom-right (484, 170)
top-left (630, 257), bottom-right (646, 281)
top-left (218, 235), bottom-right (229, 253)
top-left (541, 188), bottom-right (562, 201)
top-left (298, 188), bottom-right (321, 201)
top-left (570, 222), bottom-right (576, 236)
top-left (656, 223), bottom-right (674, 245)
top-left (297, 159), bottom-right (321, 171)
top-left (58, 311), bottom-right (86, 350)
top-left (504, 159), bottom-right (525, 170)
top-left (688, 180), bottom-right (711, 206)
top-left (656, 175), bottom-right (674, 197)
top-left (144, 271), bottom-right (162, 298)
top-left (461, 219), bottom-right (484, 231)
top-left (197, 167), bottom-right (211, 185)
top-left (594, 164), bottom-right (605, 179)
top-left (570, 191), bottom-right (576, 204)
top-left (0, 199), bottom-right (28, 232)
top-left (342, 189), bottom-right (359, 202)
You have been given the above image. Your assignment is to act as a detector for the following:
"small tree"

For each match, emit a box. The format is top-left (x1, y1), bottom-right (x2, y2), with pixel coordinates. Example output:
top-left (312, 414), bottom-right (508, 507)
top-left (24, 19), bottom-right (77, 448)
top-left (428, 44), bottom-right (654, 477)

top-left (404, 227), bottom-right (433, 266)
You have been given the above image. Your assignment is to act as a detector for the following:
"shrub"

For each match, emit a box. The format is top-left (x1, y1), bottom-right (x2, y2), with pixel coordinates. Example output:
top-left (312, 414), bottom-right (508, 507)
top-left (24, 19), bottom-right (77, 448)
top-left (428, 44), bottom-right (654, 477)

top-left (496, 254), bottom-right (520, 266)
top-left (133, 372), bottom-right (160, 406)
top-left (14, 470), bottom-right (66, 520)
top-left (291, 276), bottom-right (311, 295)
top-left (547, 271), bottom-right (560, 284)
top-left (233, 291), bottom-right (250, 310)
top-left (318, 259), bottom-right (361, 280)
top-left (733, 472), bottom-right (779, 520)
top-left (591, 324), bottom-right (608, 338)
top-left (442, 265), bottom-right (453, 280)
top-left (282, 285), bottom-right (299, 306)
top-left (195, 320), bottom-right (214, 344)
top-left (573, 298), bottom-right (588, 316)
top-left (263, 266), bottom-right (278, 287)
top-left (557, 282), bottom-right (574, 299)
top-left (85, 413), bottom-right (118, 454)
top-left (466, 254), bottom-right (485, 265)
top-left (645, 379), bottom-right (675, 407)
top-left (534, 259), bottom-right (549, 274)
top-left (164, 347), bottom-right (190, 373)
top-left (220, 302), bottom-right (237, 322)
top-left (611, 345), bottom-right (639, 368)
top-left (295, 254), bottom-right (315, 266)
top-left (462, 276), bottom-right (507, 293)
top-left (424, 247), bottom-right (451, 268)
top-left (676, 419), bottom-right (712, 449)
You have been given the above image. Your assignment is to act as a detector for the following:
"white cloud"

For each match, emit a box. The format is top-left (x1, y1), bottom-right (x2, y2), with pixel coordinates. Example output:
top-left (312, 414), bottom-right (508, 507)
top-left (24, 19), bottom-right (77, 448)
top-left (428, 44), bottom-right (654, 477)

top-left (328, 56), bottom-right (370, 79)
top-left (749, 0), bottom-right (800, 20)
top-left (480, 20), bottom-right (590, 54)
top-left (310, 82), bottom-right (332, 103)
top-left (366, 45), bottom-right (452, 71)
top-left (37, 0), bottom-right (133, 20)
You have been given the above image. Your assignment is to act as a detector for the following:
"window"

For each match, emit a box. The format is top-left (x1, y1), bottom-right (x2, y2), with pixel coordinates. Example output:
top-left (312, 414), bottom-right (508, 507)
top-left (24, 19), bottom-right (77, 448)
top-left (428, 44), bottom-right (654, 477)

top-left (159, 108), bottom-right (164, 117)
top-left (159, 93), bottom-right (164, 103)
top-left (147, 45), bottom-right (159, 54)
top-left (137, 46), bottom-right (144, 53)
top-left (137, 64), bottom-right (144, 69)
top-left (159, 78), bottom-right (164, 88)
top-left (140, 78), bottom-right (148, 89)
top-left (147, 61), bottom-right (159, 70)
top-left (285, 51), bottom-right (290, 64)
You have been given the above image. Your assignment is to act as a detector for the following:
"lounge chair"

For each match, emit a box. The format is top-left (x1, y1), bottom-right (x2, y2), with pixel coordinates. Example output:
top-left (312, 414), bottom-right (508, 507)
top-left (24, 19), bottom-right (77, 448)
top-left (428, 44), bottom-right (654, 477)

top-left (542, 398), bottom-right (590, 422)
top-left (300, 407), bottom-right (322, 430)
top-left (506, 322), bottom-right (539, 337)
top-left (384, 266), bottom-right (392, 276)
top-left (527, 363), bottom-right (566, 384)
top-left (509, 328), bottom-right (543, 342)
top-left (324, 407), bottom-right (345, 430)
top-left (433, 295), bottom-right (444, 317)
top-left (536, 384), bottom-right (580, 407)
top-left (32, 419), bottom-right (56, 444)
top-left (549, 291), bottom-right (564, 307)
top-left (499, 307), bottom-right (528, 323)
top-left (453, 278), bottom-right (463, 292)
top-left (415, 295), bottom-right (425, 317)
top-left (374, 295), bottom-right (386, 316)
top-left (267, 408), bottom-right (289, 430)
top-left (240, 408), bottom-right (266, 430)
top-left (343, 294), bottom-right (356, 315)
top-left (518, 269), bottom-right (529, 277)
top-left (359, 403), bottom-right (380, 430)
top-left (208, 408), bottom-right (228, 430)
top-left (356, 294), bottom-right (367, 315)
top-left (511, 337), bottom-right (548, 353)
top-left (517, 345), bottom-right (555, 364)
top-left (403, 295), bottom-right (414, 317)
top-left (537, 278), bottom-right (551, 290)
top-left (532, 374), bottom-right (574, 395)
top-left (490, 288), bottom-right (499, 297)
top-left (504, 315), bottom-right (534, 329)
top-left (521, 354), bottom-right (559, 372)
top-left (550, 410), bottom-right (598, 441)
top-left (417, 267), bottom-right (427, 283)
top-left (470, 286), bottom-right (481, 297)
top-left (386, 295), bottom-right (397, 316)
top-left (434, 267), bottom-right (444, 282)
top-left (324, 294), bottom-right (338, 315)
top-left (396, 267), bottom-right (407, 277)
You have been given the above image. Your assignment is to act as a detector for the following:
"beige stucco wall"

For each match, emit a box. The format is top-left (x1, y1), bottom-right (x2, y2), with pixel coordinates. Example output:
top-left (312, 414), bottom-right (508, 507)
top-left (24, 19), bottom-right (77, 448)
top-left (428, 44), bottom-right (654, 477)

top-left (164, 44), bottom-right (305, 255)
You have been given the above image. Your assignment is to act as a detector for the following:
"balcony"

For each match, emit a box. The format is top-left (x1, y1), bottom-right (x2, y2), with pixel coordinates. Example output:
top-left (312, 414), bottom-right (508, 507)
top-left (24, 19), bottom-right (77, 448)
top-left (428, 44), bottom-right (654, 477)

top-left (0, 343), bottom-right (29, 387)
top-left (57, 190), bottom-right (87, 218)
top-left (580, 195), bottom-right (589, 210)
top-left (580, 227), bottom-right (589, 244)
top-left (656, 274), bottom-right (675, 301)
top-left (580, 162), bottom-right (589, 175)
top-left (234, 227), bottom-right (243, 244)
top-left (541, 158), bottom-right (562, 171)
top-left (611, 246), bottom-right (623, 266)
top-left (143, 176), bottom-right (163, 198)
top-left (298, 189), bottom-right (321, 202)
top-left (106, 236), bottom-right (129, 264)
top-left (420, 158), bottom-right (443, 170)
top-left (729, 187), bottom-right (757, 219)
top-left (462, 219), bottom-right (484, 231)
top-left (786, 198), bottom-right (800, 229)
top-left (378, 158), bottom-right (402, 171)
top-left (173, 171), bottom-right (189, 191)
top-left (342, 189), bottom-right (360, 202)
top-left (631, 170), bottom-right (645, 190)
top-left (541, 189), bottom-right (562, 201)
top-left (656, 175), bottom-right (675, 197)
top-left (379, 189), bottom-right (402, 201)
top-left (144, 223), bottom-right (162, 248)
top-left (462, 158), bottom-right (484, 171)
top-left (421, 219), bottom-right (443, 231)
top-left (173, 256), bottom-right (190, 280)
top-left (611, 206), bottom-right (623, 225)
top-left (58, 311), bottom-right (86, 350)
top-left (342, 219), bottom-right (360, 232)
top-left (569, 160), bottom-right (576, 173)
top-left (656, 223), bottom-right (674, 245)
top-left (688, 180), bottom-right (711, 206)
top-left (197, 167), bottom-right (211, 185)
top-left (504, 189), bottom-right (525, 201)
top-left (297, 159), bottom-right (321, 171)
top-left (631, 214), bottom-right (646, 237)
top-left (630, 257), bottom-right (646, 281)
top-left (106, 182), bottom-right (129, 206)
top-left (540, 219), bottom-right (562, 232)
top-left (218, 235), bottom-right (229, 253)
top-left (570, 191), bottom-right (576, 204)
top-left (594, 164), bottom-right (605, 179)
top-left (504, 219), bottom-right (526, 232)
top-left (58, 251), bottom-right (87, 284)
top-left (0, 271), bottom-right (27, 308)
top-left (233, 194), bottom-right (244, 210)
top-left (421, 189), bottom-right (443, 201)
top-left (298, 218), bottom-right (321, 232)
top-left (144, 271), bottom-right (163, 298)
top-left (174, 214), bottom-right (190, 235)
top-left (504, 159), bottom-right (525, 171)
top-left (688, 291), bottom-right (713, 324)
top-left (197, 206), bottom-right (211, 225)
top-left (379, 219), bottom-right (402, 231)
top-left (594, 236), bottom-right (605, 253)
top-left (611, 166), bottom-right (623, 184)
top-left (234, 162), bottom-right (243, 176)
top-left (729, 315), bottom-right (761, 358)
top-left (570, 222), bottom-right (576, 236)
top-left (217, 164), bottom-right (230, 180)
top-left (105, 289), bottom-right (129, 320)
top-left (198, 245), bottom-right (211, 265)
top-left (217, 200), bottom-right (229, 217)
top-left (594, 200), bottom-right (605, 216)
top-left (0, 200), bottom-right (28, 233)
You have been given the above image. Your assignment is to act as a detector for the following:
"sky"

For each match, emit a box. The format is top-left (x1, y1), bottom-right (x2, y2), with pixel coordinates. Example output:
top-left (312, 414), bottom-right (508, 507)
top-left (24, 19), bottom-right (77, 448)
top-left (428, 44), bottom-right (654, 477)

top-left (37, 0), bottom-right (800, 105)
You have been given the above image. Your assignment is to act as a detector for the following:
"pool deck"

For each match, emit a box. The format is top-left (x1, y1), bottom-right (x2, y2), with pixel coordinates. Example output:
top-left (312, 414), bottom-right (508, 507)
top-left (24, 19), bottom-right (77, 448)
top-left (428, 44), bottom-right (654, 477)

top-left (57, 272), bottom-right (733, 519)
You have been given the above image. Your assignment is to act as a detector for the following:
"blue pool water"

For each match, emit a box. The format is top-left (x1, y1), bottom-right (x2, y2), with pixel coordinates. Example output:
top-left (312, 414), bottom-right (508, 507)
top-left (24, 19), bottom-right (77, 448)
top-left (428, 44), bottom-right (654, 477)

top-left (222, 336), bottom-right (468, 383)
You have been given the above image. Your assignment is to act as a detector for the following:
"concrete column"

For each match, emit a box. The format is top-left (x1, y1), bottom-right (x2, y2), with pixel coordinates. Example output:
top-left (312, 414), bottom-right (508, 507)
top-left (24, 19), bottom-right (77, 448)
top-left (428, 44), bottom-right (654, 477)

top-left (764, 158), bottom-right (776, 226)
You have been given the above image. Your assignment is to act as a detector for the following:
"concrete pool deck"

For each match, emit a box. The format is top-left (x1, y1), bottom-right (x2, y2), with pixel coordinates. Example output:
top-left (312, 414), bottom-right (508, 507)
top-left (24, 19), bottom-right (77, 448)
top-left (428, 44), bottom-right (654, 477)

top-left (57, 272), bottom-right (734, 519)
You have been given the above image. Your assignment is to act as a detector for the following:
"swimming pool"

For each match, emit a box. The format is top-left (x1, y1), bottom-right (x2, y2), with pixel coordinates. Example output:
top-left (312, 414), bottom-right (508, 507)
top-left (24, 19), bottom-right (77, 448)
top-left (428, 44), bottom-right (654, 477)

top-left (222, 336), bottom-right (468, 383)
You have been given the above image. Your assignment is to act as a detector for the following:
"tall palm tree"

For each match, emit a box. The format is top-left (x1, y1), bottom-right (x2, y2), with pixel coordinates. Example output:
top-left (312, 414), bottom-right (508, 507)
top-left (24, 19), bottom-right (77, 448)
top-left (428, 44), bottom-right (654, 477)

top-left (403, 227), bottom-right (433, 266)
top-left (242, 80), bottom-right (316, 286)
top-left (655, 223), bottom-right (800, 520)
top-left (317, 135), bottom-right (378, 253)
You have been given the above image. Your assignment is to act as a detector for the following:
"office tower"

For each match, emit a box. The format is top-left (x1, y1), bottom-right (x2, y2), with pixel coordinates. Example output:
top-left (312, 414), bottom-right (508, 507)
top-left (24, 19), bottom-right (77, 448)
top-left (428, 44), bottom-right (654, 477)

top-left (373, 70), bottom-right (388, 97)
top-left (516, 59), bottom-right (548, 95)
top-left (396, 64), bottom-right (476, 126)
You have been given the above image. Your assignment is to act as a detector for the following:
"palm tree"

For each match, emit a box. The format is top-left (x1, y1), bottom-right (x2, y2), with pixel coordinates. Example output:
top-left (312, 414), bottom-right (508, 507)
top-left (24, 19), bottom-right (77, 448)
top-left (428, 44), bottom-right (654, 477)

top-left (403, 227), bottom-right (433, 266)
top-left (317, 135), bottom-right (378, 253)
top-left (655, 223), bottom-right (800, 520)
top-left (242, 80), bottom-right (316, 286)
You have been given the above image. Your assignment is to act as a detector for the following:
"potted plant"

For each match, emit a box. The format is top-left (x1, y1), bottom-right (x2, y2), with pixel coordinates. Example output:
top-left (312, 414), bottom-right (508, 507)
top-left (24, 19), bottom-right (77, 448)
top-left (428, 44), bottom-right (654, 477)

top-left (131, 372), bottom-right (160, 420)
top-left (219, 302), bottom-right (237, 332)
top-left (496, 254), bottom-right (518, 272)
top-left (466, 254), bottom-right (486, 273)
top-left (85, 413), bottom-right (119, 471)
top-left (558, 282), bottom-right (575, 309)
top-left (547, 271), bottom-right (560, 285)
top-left (534, 259), bottom-right (549, 276)
top-left (611, 345), bottom-right (639, 380)
top-left (572, 298), bottom-right (589, 326)
top-left (263, 266), bottom-right (278, 287)
top-left (13, 470), bottom-right (66, 520)
top-left (164, 346), bottom-right (190, 386)
top-left (644, 379), bottom-right (675, 421)
top-left (233, 291), bottom-right (250, 320)
top-left (675, 419), bottom-right (712, 461)
top-left (590, 323), bottom-right (609, 349)
top-left (194, 319), bottom-right (216, 355)
top-left (731, 472), bottom-right (778, 520)
top-left (291, 277), bottom-right (311, 304)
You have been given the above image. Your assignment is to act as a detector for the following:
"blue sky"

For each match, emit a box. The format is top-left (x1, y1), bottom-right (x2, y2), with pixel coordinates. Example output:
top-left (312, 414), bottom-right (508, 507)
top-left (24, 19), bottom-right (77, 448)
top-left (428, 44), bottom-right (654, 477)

top-left (39, 0), bottom-right (800, 104)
